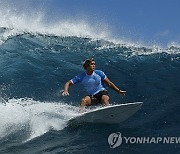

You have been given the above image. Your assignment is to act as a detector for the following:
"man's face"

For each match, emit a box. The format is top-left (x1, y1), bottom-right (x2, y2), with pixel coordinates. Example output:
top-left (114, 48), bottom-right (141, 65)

top-left (88, 61), bottom-right (96, 71)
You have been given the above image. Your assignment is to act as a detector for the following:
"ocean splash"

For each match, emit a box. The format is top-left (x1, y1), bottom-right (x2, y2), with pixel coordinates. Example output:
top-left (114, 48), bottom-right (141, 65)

top-left (0, 98), bottom-right (79, 141)
top-left (0, 8), bottom-right (163, 53)
top-left (0, 8), bottom-right (180, 56)
top-left (0, 9), bottom-right (110, 44)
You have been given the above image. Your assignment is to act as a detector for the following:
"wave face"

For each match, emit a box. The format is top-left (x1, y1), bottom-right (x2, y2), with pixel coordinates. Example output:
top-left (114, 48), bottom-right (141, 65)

top-left (0, 27), bottom-right (180, 153)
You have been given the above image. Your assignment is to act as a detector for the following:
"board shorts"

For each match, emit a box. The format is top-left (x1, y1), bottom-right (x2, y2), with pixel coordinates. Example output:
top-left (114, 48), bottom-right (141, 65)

top-left (88, 90), bottom-right (109, 105)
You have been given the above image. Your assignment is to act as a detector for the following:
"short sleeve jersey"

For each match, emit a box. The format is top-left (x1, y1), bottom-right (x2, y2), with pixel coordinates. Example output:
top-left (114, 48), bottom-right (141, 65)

top-left (70, 70), bottom-right (107, 95)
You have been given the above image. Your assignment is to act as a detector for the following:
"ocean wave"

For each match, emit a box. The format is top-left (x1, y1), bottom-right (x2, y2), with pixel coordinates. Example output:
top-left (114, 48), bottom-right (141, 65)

top-left (0, 27), bottom-right (179, 102)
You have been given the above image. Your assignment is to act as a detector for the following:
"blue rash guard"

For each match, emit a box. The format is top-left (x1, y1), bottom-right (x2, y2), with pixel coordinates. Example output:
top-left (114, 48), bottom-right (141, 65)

top-left (70, 70), bottom-right (107, 95)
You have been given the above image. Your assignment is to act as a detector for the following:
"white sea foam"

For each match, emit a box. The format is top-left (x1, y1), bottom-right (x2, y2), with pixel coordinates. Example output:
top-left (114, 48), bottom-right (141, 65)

top-left (0, 98), bottom-right (79, 141)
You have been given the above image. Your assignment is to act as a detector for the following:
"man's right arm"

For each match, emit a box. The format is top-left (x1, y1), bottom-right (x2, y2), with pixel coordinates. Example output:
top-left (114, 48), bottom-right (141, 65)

top-left (62, 80), bottom-right (73, 96)
top-left (62, 73), bottom-right (84, 96)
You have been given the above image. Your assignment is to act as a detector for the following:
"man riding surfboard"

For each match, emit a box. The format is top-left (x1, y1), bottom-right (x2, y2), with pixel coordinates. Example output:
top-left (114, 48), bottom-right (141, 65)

top-left (62, 58), bottom-right (126, 112)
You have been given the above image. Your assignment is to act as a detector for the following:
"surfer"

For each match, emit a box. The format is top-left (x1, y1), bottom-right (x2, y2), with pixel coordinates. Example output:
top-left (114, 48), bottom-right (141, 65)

top-left (62, 58), bottom-right (126, 112)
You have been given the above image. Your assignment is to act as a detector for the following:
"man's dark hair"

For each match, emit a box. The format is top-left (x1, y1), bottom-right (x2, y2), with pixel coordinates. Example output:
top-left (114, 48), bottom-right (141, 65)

top-left (83, 58), bottom-right (95, 70)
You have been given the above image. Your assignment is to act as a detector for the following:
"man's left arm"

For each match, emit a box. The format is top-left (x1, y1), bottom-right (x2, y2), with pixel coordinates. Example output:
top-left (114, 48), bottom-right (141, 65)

top-left (104, 77), bottom-right (126, 96)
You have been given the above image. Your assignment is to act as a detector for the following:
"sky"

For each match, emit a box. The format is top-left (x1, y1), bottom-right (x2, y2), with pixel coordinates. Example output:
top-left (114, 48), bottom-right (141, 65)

top-left (0, 0), bottom-right (180, 47)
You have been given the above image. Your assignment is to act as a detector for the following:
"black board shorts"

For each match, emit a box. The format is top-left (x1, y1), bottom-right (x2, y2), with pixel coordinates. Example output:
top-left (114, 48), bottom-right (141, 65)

top-left (88, 90), bottom-right (109, 105)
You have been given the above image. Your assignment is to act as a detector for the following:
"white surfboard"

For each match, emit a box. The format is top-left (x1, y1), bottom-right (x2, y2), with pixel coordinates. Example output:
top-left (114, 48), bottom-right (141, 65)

top-left (68, 102), bottom-right (143, 125)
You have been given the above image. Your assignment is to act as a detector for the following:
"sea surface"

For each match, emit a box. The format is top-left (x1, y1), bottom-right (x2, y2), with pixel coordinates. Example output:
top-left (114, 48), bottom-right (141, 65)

top-left (0, 25), bottom-right (180, 154)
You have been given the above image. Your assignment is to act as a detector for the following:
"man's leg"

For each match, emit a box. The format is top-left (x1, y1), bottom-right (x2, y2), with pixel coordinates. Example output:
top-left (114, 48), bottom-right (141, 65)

top-left (80, 96), bottom-right (91, 112)
top-left (101, 95), bottom-right (110, 106)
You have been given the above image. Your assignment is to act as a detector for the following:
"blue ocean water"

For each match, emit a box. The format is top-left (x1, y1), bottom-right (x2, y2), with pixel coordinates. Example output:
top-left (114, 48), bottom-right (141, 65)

top-left (0, 25), bottom-right (180, 154)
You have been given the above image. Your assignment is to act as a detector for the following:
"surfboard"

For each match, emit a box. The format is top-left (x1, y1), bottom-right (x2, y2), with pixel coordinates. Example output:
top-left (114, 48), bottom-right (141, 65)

top-left (68, 102), bottom-right (143, 125)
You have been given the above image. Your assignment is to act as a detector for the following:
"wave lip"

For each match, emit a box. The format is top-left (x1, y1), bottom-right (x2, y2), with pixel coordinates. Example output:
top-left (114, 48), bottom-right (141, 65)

top-left (1, 28), bottom-right (180, 57)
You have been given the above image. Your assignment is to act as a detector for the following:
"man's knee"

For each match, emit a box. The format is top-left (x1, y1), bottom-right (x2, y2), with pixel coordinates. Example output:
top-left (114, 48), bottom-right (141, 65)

top-left (81, 96), bottom-right (91, 106)
top-left (102, 95), bottom-right (109, 101)
top-left (81, 98), bottom-right (86, 105)
top-left (101, 95), bottom-right (109, 105)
